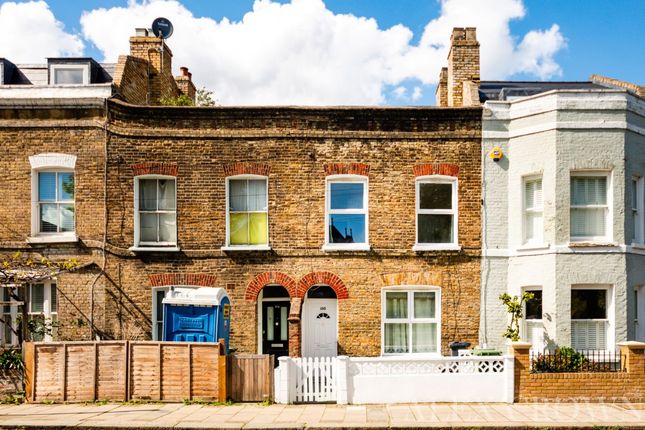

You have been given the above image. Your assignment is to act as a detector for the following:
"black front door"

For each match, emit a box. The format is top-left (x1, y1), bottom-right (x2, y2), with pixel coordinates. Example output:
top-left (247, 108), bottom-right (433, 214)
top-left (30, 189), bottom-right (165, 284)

top-left (262, 301), bottom-right (290, 358)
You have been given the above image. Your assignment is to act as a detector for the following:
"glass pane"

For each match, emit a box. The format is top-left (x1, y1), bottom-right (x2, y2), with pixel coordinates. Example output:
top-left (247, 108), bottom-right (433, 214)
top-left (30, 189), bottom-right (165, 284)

top-left (412, 323), bottom-right (437, 353)
top-left (30, 315), bottom-right (44, 341)
top-left (419, 183), bottom-right (452, 210)
top-left (140, 213), bottom-right (158, 242)
top-left (329, 214), bottom-right (365, 243)
top-left (525, 179), bottom-right (542, 209)
top-left (386, 292), bottom-right (408, 319)
top-left (571, 177), bottom-right (607, 205)
top-left (571, 208), bottom-right (605, 237)
top-left (40, 203), bottom-right (59, 232)
top-left (139, 179), bottom-right (157, 211)
top-left (50, 284), bottom-right (57, 313)
top-left (158, 179), bottom-right (176, 210)
top-left (155, 289), bottom-right (165, 340)
top-left (280, 306), bottom-right (288, 341)
top-left (525, 211), bottom-right (542, 242)
top-left (54, 68), bottom-right (84, 84)
top-left (229, 180), bottom-right (248, 211)
top-left (418, 214), bottom-right (453, 243)
top-left (525, 290), bottom-right (542, 320)
top-left (159, 213), bottom-right (176, 243)
top-left (31, 284), bottom-right (44, 313)
top-left (156, 322), bottom-right (163, 342)
top-left (247, 179), bottom-right (267, 211)
top-left (414, 292), bottom-right (436, 318)
top-left (571, 289), bottom-right (607, 319)
top-left (384, 323), bottom-right (408, 353)
top-left (60, 204), bottom-right (74, 232)
top-left (267, 306), bottom-right (274, 341)
top-left (58, 173), bottom-right (74, 201)
top-left (330, 183), bottom-right (364, 209)
top-left (229, 213), bottom-right (249, 245)
top-left (38, 172), bottom-right (57, 201)
top-left (248, 213), bottom-right (268, 245)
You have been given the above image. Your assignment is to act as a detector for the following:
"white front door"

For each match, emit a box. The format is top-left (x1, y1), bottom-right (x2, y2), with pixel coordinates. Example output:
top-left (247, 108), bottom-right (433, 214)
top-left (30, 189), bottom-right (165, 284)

top-left (637, 287), bottom-right (645, 342)
top-left (302, 298), bottom-right (338, 357)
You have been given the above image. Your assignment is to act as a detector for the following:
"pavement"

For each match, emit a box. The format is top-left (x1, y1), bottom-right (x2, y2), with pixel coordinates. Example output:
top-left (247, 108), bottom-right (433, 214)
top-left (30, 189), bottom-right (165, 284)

top-left (1, 402), bottom-right (645, 429)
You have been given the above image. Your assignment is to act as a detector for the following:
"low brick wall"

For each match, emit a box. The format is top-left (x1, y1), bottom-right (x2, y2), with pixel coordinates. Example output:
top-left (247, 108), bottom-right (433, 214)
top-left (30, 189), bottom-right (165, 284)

top-left (0, 368), bottom-right (22, 398)
top-left (512, 341), bottom-right (645, 402)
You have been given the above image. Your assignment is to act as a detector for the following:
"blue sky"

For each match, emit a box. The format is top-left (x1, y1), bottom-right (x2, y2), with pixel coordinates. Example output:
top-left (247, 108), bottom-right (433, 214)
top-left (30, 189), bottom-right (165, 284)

top-left (0, 0), bottom-right (643, 105)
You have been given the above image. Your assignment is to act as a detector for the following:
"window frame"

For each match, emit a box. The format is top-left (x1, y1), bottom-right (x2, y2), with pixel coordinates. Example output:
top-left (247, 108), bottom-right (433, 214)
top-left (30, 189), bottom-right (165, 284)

top-left (49, 63), bottom-right (90, 85)
top-left (1, 286), bottom-right (19, 347)
top-left (522, 176), bottom-right (544, 245)
top-left (132, 175), bottom-right (179, 251)
top-left (631, 176), bottom-right (644, 245)
top-left (323, 175), bottom-right (370, 251)
top-left (223, 174), bottom-right (270, 251)
top-left (414, 175), bottom-right (459, 251)
top-left (570, 284), bottom-right (614, 351)
top-left (380, 286), bottom-right (441, 356)
top-left (569, 171), bottom-right (612, 243)
top-left (521, 286), bottom-right (546, 351)
top-left (30, 169), bottom-right (76, 243)
top-left (151, 285), bottom-right (198, 341)
top-left (28, 281), bottom-right (58, 342)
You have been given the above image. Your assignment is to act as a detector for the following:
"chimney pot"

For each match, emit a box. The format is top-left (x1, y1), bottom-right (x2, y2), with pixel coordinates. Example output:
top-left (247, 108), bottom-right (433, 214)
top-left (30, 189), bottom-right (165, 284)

top-left (135, 28), bottom-right (149, 37)
top-left (187, 72), bottom-right (192, 80)
top-left (465, 27), bottom-right (477, 40)
top-left (180, 66), bottom-right (189, 76)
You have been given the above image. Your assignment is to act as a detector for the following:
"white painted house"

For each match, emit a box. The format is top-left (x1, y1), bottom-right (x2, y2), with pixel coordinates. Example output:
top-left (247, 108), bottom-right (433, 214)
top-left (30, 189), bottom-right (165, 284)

top-left (479, 79), bottom-right (645, 351)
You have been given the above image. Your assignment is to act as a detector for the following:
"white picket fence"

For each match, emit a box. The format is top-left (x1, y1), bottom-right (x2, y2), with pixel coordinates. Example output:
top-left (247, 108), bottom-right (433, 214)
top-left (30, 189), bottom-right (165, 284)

top-left (275, 355), bottom-right (514, 404)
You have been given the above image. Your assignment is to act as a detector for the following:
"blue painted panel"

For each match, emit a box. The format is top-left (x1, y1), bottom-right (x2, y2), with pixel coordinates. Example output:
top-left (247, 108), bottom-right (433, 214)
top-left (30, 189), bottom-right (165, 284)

top-left (163, 304), bottom-right (216, 343)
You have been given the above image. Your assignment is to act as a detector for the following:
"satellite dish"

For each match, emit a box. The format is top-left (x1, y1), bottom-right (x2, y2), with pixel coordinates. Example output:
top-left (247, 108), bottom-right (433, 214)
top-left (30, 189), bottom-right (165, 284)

top-left (152, 17), bottom-right (173, 39)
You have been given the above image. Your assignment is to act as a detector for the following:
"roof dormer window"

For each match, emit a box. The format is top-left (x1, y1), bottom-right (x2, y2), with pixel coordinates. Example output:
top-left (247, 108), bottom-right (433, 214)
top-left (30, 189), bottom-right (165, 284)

top-left (48, 59), bottom-right (93, 85)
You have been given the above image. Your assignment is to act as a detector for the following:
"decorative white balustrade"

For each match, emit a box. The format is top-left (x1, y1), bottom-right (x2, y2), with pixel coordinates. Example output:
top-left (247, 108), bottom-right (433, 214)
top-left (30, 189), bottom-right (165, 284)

top-left (275, 355), bottom-right (514, 404)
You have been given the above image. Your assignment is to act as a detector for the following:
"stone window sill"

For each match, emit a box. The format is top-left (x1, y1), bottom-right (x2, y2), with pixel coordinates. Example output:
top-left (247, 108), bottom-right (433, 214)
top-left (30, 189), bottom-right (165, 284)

top-left (516, 243), bottom-right (550, 252)
top-left (412, 244), bottom-right (461, 252)
top-left (322, 244), bottom-right (371, 252)
top-left (221, 245), bottom-right (272, 252)
top-left (129, 246), bottom-right (181, 252)
top-left (27, 234), bottom-right (77, 244)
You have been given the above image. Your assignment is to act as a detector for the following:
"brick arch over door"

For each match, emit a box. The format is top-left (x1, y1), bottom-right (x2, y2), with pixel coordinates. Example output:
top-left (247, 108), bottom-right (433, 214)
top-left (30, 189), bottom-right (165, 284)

top-left (298, 271), bottom-right (349, 299)
top-left (245, 271), bottom-right (298, 301)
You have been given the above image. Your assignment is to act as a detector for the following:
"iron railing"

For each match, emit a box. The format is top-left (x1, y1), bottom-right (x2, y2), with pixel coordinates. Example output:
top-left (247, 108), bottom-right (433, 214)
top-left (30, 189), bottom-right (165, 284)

top-left (530, 348), bottom-right (625, 373)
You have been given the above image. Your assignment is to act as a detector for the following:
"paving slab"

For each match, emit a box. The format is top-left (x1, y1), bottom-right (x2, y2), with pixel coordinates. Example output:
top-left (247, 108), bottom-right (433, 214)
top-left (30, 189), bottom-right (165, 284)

top-left (1, 402), bottom-right (645, 429)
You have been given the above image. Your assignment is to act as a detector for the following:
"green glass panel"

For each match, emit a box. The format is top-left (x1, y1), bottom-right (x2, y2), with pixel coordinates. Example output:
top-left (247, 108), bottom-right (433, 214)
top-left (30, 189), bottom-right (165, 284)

top-left (229, 213), bottom-right (249, 245)
top-left (249, 213), bottom-right (268, 245)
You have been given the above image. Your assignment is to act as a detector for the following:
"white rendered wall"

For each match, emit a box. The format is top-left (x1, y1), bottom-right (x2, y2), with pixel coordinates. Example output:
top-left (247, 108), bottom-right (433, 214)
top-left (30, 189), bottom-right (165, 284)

top-left (482, 90), bottom-right (645, 350)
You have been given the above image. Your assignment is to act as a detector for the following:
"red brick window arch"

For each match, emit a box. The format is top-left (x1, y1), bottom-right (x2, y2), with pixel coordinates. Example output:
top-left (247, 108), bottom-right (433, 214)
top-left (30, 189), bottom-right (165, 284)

top-left (297, 272), bottom-right (348, 299)
top-left (245, 272), bottom-right (298, 301)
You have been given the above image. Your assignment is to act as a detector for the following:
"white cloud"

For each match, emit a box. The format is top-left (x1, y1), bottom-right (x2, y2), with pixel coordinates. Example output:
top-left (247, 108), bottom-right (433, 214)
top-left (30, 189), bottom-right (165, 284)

top-left (0, 1), bottom-right (83, 62)
top-left (2, 0), bottom-right (564, 104)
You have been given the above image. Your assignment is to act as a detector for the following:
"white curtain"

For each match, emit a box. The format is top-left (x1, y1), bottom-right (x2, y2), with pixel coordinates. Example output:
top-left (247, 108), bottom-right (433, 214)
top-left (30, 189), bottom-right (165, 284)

top-left (385, 292), bottom-right (408, 353)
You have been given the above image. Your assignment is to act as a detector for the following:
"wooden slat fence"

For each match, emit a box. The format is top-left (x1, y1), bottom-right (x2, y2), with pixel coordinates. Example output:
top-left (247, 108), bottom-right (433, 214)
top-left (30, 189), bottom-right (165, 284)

top-left (227, 354), bottom-right (273, 402)
top-left (24, 341), bottom-right (226, 403)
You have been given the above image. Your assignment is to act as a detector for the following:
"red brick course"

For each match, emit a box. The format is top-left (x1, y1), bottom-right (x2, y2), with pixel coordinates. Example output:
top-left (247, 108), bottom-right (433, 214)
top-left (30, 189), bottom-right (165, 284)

top-left (245, 272), bottom-right (298, 300)
top-left (297, 271), bottom-right (349, 300)
top-left (131, 162), bottom-right (178, 177)
top-left (323, 163), bottom-right (370, 177)
top-left (413, 163), bottom-right (459, 177)
top-left (149, 273), bottom-right (217, 288)
top-left (223, 162), bottom-right (270, 177)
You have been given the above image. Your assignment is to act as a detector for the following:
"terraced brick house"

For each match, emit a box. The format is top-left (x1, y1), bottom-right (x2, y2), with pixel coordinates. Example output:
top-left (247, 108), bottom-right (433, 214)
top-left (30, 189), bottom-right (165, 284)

top-left (0, 28), bottom-right (482, 359)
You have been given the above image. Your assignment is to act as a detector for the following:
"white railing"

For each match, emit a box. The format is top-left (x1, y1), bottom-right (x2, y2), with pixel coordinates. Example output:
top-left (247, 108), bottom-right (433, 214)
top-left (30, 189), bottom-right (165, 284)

top-left (275, 355), bottom-right (514, 404)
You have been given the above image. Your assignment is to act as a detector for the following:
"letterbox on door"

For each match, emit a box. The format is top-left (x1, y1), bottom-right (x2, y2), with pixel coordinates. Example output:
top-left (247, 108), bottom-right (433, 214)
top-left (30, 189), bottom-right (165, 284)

top-left (162, 287), bottom-right (231, 352)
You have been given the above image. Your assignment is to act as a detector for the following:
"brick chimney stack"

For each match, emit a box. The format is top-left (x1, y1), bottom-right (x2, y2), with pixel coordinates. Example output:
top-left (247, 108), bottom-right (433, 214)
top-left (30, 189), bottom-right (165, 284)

top-left (175, 66), bottom-right (196, 103)
top-left (129, 28), bottom-right (175, 104)
top-left (438, 27), bottom-right (480, 107)
top-left (436, 67), bottom-right (448, 106)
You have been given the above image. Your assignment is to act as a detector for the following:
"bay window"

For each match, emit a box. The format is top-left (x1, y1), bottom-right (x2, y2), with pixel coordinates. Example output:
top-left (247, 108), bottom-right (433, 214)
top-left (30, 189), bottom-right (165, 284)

top-left (570, 174), bottom-right (610, 241)
top-left (134, 177), bottom-right (177, 249)
top-left (324, 176), bottom-right (369, 251)
top-left (523, 177), bottom-right (543, 244)
top-left (382, 288), bottom-right (440, 355)
top-left (414, 177), bottom-right (458, 250)
top-left (225, 177), bottom-right (269, 248)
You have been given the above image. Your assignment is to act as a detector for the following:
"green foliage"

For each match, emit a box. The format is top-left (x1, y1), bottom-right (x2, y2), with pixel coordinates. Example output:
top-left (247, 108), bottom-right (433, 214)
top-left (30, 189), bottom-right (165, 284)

top-left (499, 291), bottom-right (534, 341)
top-left (182, 398), bottom-right (234, 406)
top-left (160, 94), bottom-right (194, 106)
top-left (532, 347), bottom-right (587, 372)
top-left (0, 349), bottom-right (23, 371)
top-left (195, 87), bottom-right (216, 106)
